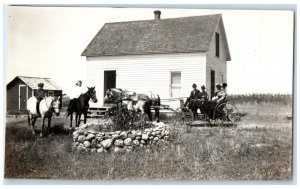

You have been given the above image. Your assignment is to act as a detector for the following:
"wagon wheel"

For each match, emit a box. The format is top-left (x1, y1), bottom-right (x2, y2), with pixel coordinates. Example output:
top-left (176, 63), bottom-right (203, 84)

top-left (223, 102), bottom-right (240, 126)
top-left (174, 107), bottom-right (193, 125)
top-left (173, 108), bottom-right (185, 124)
top-left (212, 103), bottom-right (227, 126)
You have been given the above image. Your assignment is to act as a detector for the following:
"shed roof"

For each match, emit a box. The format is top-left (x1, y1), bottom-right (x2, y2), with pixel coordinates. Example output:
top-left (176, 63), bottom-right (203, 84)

top-left (82, 14), bottom-right (231, 61)
top-left (8, 76), bottom-right (62, 90)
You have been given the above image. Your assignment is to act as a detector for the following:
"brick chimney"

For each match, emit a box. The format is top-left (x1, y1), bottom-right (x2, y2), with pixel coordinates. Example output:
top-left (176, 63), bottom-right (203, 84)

top-left (154, 10), bottom-right (161, 20)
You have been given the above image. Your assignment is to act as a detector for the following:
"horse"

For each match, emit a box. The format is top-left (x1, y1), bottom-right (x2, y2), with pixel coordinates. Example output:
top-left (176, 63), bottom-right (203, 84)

top-left (66, 86), bottom-right (98, 129)
top-left (27, 96), bottom-right (61, 137)
top-left (104, 88), bottom-right (160, 124)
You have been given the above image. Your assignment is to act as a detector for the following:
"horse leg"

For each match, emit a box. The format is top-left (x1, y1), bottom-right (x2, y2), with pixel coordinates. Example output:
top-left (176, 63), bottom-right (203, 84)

top-left (155, 108), bottom-right (160, 123)
top-left (83, 111), bottom-right (87, 124)
top-left (40, 116), bottom-right (45, 137)
top-left (70, 112), bottom-right (73, 129)
top-left (48, 117), bottom-right (52, 135)
top-left (77, 113), bottom-right (82, 127)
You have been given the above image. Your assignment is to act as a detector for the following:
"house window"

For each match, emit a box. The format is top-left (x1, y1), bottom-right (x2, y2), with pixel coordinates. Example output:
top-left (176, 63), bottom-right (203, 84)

top-left (215, 32), bottom-right (220, 57)
top-left (170, 72), bottom-right (181, 98)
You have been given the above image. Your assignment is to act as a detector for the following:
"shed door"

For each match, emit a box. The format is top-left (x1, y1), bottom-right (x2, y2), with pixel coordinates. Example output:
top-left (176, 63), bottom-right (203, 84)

top-left (104, 70), bottom-right (116, 96)
top-left (19, 86), bottom-right (27, 110)
top-left (210, 70), bottom-right (215, 99)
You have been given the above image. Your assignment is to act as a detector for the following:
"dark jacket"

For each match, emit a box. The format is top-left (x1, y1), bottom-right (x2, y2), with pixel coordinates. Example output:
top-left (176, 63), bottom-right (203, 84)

top-left (199, 91), bottom-right (209, 102)
top-left (188, 89), bottom-right (201, 100)
top-left (35, 88), bottom-right (46, 100)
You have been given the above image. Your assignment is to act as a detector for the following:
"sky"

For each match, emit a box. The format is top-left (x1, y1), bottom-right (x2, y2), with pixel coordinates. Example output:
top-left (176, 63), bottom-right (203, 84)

top-left (6, 6), bottom-right (294, 95)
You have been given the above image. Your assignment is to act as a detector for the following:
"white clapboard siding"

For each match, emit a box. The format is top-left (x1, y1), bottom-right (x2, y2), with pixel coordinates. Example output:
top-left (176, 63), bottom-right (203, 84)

top-left (206, 20), bottom-right (228, 98)
top-left (86, 53), bottom-right (206, 109)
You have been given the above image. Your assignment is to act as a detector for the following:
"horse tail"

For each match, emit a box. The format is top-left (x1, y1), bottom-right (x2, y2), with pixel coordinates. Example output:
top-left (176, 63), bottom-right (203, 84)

top-left (157, 94), bottom-right (161, 106)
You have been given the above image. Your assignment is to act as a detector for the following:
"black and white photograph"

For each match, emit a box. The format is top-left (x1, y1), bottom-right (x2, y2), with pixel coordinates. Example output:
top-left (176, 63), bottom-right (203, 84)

top-left (3, 5), bottom-right (294, 181)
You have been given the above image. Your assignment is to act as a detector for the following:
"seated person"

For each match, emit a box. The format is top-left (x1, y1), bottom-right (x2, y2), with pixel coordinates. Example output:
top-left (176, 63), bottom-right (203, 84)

top-left (197, 85), bottom-right (209, 114)
top-left (207, 83), bottom-right (228, 119)
top-left (184, 83), bottom-right (200, 110)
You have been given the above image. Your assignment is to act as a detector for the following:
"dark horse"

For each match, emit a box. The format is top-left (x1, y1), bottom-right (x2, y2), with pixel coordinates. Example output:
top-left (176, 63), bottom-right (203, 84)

top-left (66, 87), bottom-right (98, 129)
top-left (104, 88), bottom-right (160, 123)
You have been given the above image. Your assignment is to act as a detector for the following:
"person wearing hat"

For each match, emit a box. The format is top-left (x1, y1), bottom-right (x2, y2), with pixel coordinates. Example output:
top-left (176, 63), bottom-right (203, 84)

top-left (198, 85), bottom-right (209, 114)
top-left (207, 83), bottom-right (228, 119)
top-left (35, 83), bottom-right (46, 116)
top-left (184, 83), bottom-right (200, 110)
top-left (212, 84), bottom-right (221, 101)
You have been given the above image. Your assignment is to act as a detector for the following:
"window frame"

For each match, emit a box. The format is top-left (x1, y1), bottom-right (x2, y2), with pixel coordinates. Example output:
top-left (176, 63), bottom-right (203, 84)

top-left (170, 71), bottom-right (182, 98)
top-left (215, 32), bottom-right (220, 57)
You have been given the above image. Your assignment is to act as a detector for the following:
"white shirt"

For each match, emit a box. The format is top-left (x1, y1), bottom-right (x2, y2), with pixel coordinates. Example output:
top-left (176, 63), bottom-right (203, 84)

top-left (70, 86), bottom-right (86, 99)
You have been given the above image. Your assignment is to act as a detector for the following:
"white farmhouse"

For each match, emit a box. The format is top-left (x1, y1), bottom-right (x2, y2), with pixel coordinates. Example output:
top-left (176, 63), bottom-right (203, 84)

top-left (82, 11), bottom-right (231, 109)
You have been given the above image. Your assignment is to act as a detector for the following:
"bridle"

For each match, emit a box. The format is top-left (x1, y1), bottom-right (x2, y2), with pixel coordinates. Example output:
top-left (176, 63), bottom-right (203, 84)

top-left (44, 97), bottom-right (60, 114)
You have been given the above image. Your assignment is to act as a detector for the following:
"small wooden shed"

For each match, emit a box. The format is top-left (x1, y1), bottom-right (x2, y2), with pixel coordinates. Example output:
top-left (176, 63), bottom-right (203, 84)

top-left (6, 76), bottom-right (63, 113)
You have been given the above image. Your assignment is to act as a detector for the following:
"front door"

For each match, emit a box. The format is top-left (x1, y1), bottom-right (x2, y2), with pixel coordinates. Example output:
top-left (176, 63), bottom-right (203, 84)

top-left (104, 70), bottom-right (116, 97)
top-left (19, 85), bottom-right (27, 110)
top-left (210, 70), bottom-right (215, 99)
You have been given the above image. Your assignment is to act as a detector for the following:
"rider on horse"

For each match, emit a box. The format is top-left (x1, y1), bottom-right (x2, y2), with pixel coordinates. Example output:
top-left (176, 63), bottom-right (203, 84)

top-left (68, 80), bottom-right (85, 111)
top-left (35, 83), bottom-right (46, 117)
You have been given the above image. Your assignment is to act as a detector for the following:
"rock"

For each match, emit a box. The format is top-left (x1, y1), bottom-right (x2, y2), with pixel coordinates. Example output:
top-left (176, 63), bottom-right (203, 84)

top-left (112, 134), bottom-right (119, 139)
top-left (133, 140), bottom-right (140, 146)
top-left (124, 138), bottom-right (132, 146)
top-left (145, 128), bottom-right (151, 133)
top-left (77, 146), bottom-right (85, 152)
top-left (73, 133), bottom-right (79, 140)
top-left (101, 139), bottom-right (113, 149)
top-left (91, 148), bottom-right (97, 153)
top-left (96, 143), bottom-right (102, 148)
top-left (75, 142), bottom-right (79, 146)
top-left (127, 133), bottom-right (135, 140)
top-left (155, 130), bottom-right (161, 135)
top-left (86, 134), bottom-right (95, 141)
top-left (135, 130), bottom-right (142, 136)
top-left (149, 136), bottom-right (154, 140)
top-left (91, 139), bottom-right (97, 148)
top-left (157, 122), bottom-right (165, 128)
top-left (142, 134), bottom-right (149, 140)
top-left (97, 148), bottom-right (104, 153)
top-left (136, 136), bottom-right (142, 140)
top-left (131, 130), bottom-right (136, 135)
top-left (77, 135), bottom-right (86, 143)
top-left (114, 139), bottom-right (124, 147)
top-left (164, 136), bottom-right (170, 141)
top-left (154, 137), bottom-right (159, 141)
top-left (83, 141), bottom-right (91, 148)
top-left (75, 129), bottom-right (85, 135)
top-left (150, 131), bottom-right (156, 136)
top-left (114, 146), bottom-right (124, 153)
top-left (85, 148), bottom-right (91, 153)
top-left (119, 131), bottom-right (128, 139)
top-left (141, 140), bottom-right (146, 144)
top-left (164, 130), bottom-right (170, 136)
top-left (114, 130), bottom-right (122, 135)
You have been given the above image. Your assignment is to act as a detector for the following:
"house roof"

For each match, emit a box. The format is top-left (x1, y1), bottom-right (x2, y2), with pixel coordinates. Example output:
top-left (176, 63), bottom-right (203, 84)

top-left (8, 76), bottom-right (62, 90)
top-left (82, 14), bottom-right (231, 61)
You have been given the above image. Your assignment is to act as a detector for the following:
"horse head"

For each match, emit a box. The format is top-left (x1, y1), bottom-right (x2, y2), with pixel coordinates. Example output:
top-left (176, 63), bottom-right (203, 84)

top-left (104, 88), bottom-right (123, 103)
top-left (87, 86), bottom-right (98, 103)
top-left (46, 96), bottom-right (61, 116)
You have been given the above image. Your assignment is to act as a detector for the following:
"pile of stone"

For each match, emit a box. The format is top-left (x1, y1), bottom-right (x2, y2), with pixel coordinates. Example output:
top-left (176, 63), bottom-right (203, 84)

top-left (72, 122), bottom-right (170, 153)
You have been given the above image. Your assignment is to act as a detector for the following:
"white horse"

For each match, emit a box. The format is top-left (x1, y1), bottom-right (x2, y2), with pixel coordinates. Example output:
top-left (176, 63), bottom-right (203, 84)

top-left (27, 96), bottom-right (61, 137)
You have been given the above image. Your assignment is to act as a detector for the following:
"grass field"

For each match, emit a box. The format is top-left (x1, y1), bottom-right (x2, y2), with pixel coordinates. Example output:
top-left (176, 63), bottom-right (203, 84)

top-left (4, 101), bottom-right (292, 180)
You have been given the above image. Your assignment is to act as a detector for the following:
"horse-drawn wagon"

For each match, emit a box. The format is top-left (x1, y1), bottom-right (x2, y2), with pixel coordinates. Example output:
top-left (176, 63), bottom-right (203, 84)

top-left (102, 88), bottom-right (240, 127)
